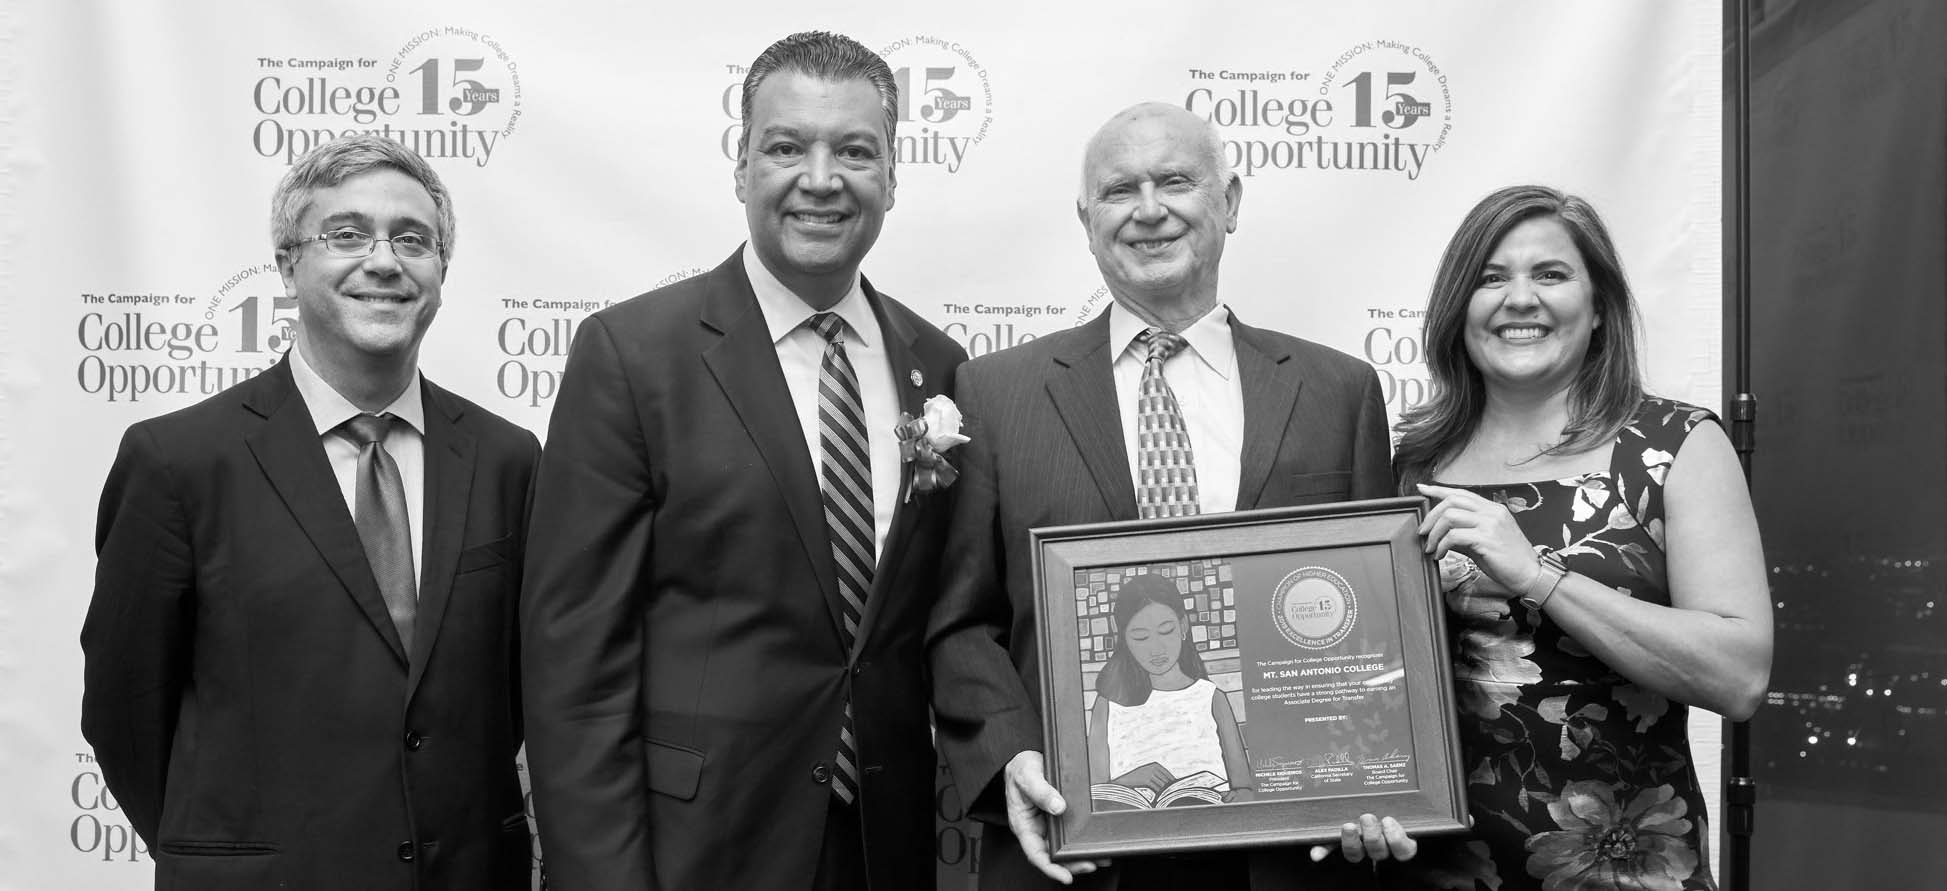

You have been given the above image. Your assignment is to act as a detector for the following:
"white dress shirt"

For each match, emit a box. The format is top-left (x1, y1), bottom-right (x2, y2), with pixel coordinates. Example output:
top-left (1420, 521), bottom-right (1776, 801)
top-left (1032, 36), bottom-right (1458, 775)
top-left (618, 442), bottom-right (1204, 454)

top-left (289, 342), bottom-right (427, 592)
top-left (1109, 301), bottom-right (1244, 515)
top-left (743, 244), bottom-right (900, 562)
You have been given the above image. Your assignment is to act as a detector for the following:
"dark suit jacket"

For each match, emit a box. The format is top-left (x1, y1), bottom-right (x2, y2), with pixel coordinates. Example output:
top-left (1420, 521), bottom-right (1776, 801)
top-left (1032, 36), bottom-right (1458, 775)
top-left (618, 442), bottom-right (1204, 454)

top-left (926, 309), bottom-right (1393, 890)
top-left (80, 357), bottom-right (541, 891)
top-left (520, 250), bottom-right (969, 891)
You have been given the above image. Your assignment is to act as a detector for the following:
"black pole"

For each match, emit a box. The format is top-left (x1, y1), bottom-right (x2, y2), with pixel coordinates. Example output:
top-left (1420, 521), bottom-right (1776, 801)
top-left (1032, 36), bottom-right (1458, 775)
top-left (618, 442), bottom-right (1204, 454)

top-left (1724, 2), bottom-right (1757, 890)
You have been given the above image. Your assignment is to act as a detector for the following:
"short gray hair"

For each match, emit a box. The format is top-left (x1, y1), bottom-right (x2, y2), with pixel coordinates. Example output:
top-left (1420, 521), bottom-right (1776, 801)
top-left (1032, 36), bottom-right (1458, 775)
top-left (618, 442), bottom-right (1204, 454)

top-left (270, 135), bottom-right (456, 264)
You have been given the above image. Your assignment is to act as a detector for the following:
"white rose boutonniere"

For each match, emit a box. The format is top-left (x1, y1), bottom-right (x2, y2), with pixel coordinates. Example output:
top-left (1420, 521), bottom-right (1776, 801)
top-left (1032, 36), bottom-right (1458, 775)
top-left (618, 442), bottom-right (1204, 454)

top-left (895, 394), bottom-right (971, 500)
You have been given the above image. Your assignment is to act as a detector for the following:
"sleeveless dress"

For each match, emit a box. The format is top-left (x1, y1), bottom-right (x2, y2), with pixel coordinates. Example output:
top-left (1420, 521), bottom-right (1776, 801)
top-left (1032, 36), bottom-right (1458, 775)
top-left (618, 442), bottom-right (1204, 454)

top-left (1398, 397), bottom-right (1721, 891)
top-left (1104, 677), bottom-right (1229, 787)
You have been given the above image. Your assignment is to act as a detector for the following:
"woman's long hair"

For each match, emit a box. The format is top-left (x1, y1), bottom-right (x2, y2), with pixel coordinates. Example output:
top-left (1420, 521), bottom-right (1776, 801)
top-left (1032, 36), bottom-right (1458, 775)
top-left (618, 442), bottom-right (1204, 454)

top-left (1095, 572), bottom-right (1207, 708)
top-left (1393, 184), bottom-right (1646, 490)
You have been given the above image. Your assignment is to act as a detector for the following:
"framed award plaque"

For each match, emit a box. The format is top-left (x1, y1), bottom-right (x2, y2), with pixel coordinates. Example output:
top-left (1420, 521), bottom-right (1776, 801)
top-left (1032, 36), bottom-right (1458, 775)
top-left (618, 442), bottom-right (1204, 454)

top-left (1030, 497), bottom-right (1469, 859)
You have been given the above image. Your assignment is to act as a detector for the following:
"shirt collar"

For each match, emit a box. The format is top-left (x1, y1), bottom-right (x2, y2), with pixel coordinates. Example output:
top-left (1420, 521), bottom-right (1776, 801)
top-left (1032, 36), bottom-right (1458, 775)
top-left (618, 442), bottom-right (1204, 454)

top-left (742, 243), bottom-right (875, 347)
top-left (288, 342), bottom-right (426, 436)
top-left (1108, 301), bottom-right (1235, 380)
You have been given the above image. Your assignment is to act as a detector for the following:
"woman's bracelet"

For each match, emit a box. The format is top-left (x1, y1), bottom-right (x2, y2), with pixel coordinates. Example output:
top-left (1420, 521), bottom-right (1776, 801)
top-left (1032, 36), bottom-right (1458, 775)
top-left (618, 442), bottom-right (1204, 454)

top-left (1518, 551), bottom-right (1569, 612)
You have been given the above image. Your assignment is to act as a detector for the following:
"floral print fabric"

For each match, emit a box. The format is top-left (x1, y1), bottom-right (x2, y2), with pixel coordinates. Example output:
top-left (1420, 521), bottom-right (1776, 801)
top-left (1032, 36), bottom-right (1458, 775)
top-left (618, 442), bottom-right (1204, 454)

top-left (1399, 397), bottom-right (1719, 891)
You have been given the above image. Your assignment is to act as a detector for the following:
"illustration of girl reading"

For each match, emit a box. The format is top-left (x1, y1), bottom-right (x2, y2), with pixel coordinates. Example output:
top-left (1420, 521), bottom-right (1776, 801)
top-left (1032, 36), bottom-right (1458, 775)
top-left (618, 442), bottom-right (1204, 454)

top-left (1086, 573), bottom-right (1253, 810)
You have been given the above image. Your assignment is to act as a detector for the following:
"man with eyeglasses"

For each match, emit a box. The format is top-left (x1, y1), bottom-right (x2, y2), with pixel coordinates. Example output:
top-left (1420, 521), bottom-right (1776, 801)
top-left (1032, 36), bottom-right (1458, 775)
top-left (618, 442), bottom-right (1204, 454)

top-left (81, 134), bottom-right (540, 891)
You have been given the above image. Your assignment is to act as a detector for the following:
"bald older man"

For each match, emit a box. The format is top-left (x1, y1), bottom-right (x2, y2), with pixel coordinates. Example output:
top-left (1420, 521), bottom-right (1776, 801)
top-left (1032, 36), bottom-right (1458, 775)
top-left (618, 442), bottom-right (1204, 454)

top-left (927, 103), bottom-right (1412, 890)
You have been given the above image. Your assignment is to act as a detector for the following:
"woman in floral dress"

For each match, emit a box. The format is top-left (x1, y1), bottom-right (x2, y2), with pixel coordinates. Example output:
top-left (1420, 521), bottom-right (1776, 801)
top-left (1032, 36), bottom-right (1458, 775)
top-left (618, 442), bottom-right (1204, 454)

top-left (1390, 185), bottom-right (1772, 890)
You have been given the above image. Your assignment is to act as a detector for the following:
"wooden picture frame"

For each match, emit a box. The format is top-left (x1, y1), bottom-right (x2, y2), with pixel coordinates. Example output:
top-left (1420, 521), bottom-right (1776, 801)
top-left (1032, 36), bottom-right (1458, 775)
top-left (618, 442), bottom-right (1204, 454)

top-left (1031, 497), bottom-right (1469, 859)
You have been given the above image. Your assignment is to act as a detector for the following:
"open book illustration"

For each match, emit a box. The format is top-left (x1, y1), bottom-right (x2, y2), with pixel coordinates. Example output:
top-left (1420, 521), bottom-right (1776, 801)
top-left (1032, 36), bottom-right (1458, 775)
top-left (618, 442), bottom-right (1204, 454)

top-left (1090, 770), bottom-right (1228, 810)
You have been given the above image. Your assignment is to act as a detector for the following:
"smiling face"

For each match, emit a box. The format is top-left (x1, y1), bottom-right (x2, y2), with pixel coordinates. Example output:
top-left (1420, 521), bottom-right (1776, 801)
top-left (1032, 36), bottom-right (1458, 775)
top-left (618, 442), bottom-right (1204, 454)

top-left (736, 71), bottom-right (894, 308)
top-left (1463, 215), bottom-right (1599, 397)
top-left (278, 167), bottom-right (445, 376)
top-left (1122, 600), bottom-right (1186, 680)
top-left (1078, 105), bottom-right (1240, 322)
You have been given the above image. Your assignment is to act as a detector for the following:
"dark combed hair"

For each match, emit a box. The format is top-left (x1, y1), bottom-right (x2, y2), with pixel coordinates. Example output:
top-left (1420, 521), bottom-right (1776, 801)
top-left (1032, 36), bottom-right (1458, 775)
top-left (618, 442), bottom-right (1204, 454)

top-left (1393, 184), bottom-right (1645, 490)
top-left (1095, 573), bottom-right (1208, 708)
top-left (738, 31), bottom-right (898, 154)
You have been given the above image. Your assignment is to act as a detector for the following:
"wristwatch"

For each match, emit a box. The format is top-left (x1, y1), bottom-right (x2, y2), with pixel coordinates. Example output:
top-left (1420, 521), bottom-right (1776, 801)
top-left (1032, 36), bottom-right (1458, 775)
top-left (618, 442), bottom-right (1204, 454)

top-left (1518, 551), bottom-right (1569, 611)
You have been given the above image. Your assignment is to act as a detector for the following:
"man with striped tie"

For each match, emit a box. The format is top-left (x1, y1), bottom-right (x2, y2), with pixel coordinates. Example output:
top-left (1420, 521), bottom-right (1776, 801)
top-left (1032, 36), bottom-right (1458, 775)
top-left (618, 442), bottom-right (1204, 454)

top-left (928, 103), bottom-right (1411, 890)
top-left (520, 31), bottom-right (967, 891)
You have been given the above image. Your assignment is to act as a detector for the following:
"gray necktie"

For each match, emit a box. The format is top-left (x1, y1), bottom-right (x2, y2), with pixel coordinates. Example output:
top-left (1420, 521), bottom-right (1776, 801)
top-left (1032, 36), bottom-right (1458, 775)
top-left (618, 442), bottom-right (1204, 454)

top-left (336, 413), bottom-right (417, 658)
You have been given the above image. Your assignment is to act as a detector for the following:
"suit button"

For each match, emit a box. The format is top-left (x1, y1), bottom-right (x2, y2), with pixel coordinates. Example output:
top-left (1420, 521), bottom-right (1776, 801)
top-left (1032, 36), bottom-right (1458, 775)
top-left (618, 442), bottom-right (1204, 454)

top-left (397, 841), bottom-right (415, 862)
top-left (404, 731), bottom-right (424, 751)
top-left (852, 660), bottom-right (870, 676)
top-left (812, 762), bottom-right (831, 784)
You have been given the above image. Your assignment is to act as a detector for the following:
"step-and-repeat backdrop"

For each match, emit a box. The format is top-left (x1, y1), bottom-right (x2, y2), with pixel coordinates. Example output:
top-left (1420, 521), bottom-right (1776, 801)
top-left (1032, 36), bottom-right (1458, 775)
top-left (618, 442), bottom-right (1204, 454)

top-left (2, 2), bottom-right (1721, 887)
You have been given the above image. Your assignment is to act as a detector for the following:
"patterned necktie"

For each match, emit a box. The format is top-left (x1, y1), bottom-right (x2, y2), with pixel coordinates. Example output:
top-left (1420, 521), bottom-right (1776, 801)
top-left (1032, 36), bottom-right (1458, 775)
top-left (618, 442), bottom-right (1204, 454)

top-left (336, 413), bottom-right (418, 659)
top-left (1135, 328), bottom-right (1200, 519)
top-left (810, 312), bottom-right (871, 804)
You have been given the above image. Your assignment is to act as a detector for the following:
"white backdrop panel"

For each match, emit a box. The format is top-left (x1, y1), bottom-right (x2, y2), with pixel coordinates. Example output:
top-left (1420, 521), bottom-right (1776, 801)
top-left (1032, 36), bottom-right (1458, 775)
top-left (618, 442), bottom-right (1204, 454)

top-left (0, 2), bottom-right (1720, 887)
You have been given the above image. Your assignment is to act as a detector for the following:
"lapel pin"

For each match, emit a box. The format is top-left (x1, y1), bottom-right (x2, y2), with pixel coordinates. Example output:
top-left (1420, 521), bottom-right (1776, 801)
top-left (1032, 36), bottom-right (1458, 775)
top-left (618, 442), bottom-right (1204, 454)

top-left (909, 369), bottom-right (924, 388)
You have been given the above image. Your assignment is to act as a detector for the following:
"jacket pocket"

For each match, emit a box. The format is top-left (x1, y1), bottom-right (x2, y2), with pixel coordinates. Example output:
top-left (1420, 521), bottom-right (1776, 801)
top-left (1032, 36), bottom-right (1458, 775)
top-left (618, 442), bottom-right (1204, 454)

top-left (156, 842), bottom-right (279, 891)
top-left (158, 840), bottom-right (279, 856)
top-left (457, 533), bottom-right (517, 574)
top-left (1288, 470), bottom-right (1352, 503)
top-left (644, 737), bottom-right (706, 801)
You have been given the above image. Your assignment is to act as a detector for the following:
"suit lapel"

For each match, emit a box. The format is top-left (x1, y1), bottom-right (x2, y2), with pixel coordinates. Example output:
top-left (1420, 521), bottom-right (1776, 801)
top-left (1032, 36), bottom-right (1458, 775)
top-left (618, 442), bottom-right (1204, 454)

top-left (1232, 317), bottom-right (1303, 511)
top-left (405, 378), bottom-right (475, 697)
top-left (853, 280), bottom-right (927, 658)
top-left (244, 359), bottom-right (410, 667)
top-left (698, 253), bottom-right (846, 644)
top-left (1047, 312), bottom-right (1137, 520)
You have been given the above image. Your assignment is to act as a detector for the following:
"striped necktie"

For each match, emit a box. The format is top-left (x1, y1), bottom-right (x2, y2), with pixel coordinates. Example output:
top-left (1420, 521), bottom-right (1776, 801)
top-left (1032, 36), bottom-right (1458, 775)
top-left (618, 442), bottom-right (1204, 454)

top-left (809, 312), bottom-right (871, 804)
top-left (1135, 328), bottom-right (1200, 519)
